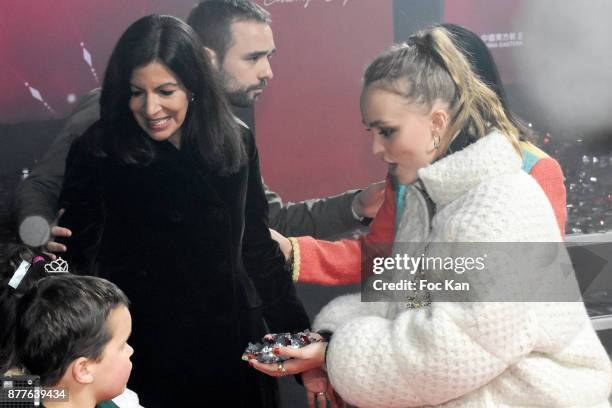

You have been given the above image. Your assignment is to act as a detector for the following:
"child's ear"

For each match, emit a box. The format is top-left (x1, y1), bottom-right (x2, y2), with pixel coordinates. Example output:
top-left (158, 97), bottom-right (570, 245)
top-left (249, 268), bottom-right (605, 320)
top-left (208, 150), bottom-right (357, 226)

top-left (71, 357), bottom-right (95, 384)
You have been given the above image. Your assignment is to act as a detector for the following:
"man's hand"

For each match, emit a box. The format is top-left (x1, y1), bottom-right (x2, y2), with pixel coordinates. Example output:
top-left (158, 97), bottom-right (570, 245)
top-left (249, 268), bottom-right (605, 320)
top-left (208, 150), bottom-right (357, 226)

top-left (352, 181), bottom-right (385, 219)
top-left (269, 228), bottom-right (292, 263)
top-left (45, 209), bottom-right (72, 260)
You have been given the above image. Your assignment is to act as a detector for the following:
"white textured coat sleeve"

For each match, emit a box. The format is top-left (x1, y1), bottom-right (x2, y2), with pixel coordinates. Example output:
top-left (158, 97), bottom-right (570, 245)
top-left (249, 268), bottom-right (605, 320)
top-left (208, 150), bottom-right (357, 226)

top-left (313, 293), bottom-right (390, 333)
top-left (320, 301), bottom-right (538, 407)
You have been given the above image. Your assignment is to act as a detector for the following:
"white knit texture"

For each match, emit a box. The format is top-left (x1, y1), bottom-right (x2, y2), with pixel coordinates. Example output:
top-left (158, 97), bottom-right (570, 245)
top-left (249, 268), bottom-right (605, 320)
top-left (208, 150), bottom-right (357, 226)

top-left (314, 131), bottom-right (612, 407)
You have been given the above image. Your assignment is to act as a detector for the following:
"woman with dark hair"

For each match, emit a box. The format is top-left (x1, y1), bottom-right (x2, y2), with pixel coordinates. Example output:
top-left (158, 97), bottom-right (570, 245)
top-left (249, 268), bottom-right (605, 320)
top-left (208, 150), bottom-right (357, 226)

top-left (97, 13), bottom-right (245, 175)
top-left (57, 14), bottom-right (308, 408)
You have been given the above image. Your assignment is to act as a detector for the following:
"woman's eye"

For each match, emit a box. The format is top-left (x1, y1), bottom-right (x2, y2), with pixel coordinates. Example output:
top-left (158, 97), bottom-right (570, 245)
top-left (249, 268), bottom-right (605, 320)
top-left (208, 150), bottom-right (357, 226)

top-left (378, 128), bottom-right (396, 138)
top-left (159, 89), bottom-right (175, 96)
top-left (130, 90), bottom-right (142, 97)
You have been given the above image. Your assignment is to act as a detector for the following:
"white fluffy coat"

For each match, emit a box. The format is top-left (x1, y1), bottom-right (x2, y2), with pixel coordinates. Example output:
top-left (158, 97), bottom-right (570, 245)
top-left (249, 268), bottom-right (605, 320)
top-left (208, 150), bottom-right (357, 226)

top-left (314, 131), bottom-right (612, 407)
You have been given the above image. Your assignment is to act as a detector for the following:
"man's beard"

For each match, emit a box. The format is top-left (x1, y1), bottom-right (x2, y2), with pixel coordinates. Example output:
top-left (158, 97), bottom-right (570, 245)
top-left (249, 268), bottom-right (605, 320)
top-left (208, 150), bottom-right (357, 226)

top-left (225, 87), bottom-right (256, 108)
top-left (220, 70), bottom-right (267, 108)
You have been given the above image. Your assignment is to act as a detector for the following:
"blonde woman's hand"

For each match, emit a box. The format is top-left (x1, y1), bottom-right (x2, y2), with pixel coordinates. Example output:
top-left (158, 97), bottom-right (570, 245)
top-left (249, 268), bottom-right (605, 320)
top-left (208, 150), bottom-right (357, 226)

top-left (249, 339), bottom-right (327, 377)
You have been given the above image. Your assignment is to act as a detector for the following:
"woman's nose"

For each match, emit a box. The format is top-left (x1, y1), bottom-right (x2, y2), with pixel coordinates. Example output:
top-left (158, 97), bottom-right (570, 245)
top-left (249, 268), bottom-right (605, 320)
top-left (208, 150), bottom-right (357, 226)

top-left (372, 134), bottom-right (385, 157)
top-left (144, 94), bottom-right (160, 116)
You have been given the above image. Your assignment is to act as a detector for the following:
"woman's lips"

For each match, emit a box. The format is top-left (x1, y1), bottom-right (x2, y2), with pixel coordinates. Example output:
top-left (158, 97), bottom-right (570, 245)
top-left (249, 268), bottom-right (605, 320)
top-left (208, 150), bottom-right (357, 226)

top-left (146, 117), bottom-right (171, 131)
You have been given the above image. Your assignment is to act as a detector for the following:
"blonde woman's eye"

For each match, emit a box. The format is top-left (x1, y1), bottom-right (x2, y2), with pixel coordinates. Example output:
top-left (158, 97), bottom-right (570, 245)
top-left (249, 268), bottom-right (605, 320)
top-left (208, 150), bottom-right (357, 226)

top-left (130, 90), bottom-right (142, 97)
top-left (379, 128), bottom-right (396, 138)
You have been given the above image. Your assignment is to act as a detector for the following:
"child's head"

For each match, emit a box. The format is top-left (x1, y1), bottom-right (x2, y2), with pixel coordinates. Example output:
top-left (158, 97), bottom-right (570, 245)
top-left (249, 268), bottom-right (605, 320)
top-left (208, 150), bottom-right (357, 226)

top-left (17, 275), bottom-right (132, 396)
top-left (361, 25), bottom-right (521, 184)
top-left (1, 245), bottom-right (133, 403)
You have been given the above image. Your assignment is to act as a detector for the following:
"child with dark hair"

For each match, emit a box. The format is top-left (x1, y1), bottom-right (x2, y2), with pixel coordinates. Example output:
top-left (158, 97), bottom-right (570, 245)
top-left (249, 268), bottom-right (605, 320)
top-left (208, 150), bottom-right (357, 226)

top-left (0, 246), bottom-right (134, 408)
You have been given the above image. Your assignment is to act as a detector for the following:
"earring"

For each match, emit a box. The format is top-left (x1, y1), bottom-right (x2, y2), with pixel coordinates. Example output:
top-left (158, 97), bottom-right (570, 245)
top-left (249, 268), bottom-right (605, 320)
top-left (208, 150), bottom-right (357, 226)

top-left (432, 133), bottom-right (440, 149)
top-left (189, 93), bottom-right (195, 102)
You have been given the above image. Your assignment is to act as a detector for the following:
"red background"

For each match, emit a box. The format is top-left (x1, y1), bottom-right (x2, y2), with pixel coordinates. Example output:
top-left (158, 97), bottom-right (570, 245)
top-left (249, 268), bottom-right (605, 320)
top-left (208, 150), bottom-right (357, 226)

top-left (1, 0), bottom-right (392, 201)
top-left (444, 0), bottom-right (523, 85)
top-left (1, 1), bottom-right (525, 202)
top-left (254, 0), bottom-right (391, 200)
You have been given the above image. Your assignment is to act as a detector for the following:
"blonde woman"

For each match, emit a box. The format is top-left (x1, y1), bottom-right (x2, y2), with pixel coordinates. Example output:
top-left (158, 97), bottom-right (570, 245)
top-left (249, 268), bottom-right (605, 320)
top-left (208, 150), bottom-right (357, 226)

top-left (252, 26), bottom-right (612, 407)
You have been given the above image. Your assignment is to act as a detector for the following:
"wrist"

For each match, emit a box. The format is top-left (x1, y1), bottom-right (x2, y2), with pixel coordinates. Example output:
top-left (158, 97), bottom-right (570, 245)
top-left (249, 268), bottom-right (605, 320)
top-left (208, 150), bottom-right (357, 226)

top-left (287, 237), bottom-right (301, 281)
top-left (351, 191), bottom-right (365, 222)
top-left (285, 241), bottom-right (294, 266)
top-left (316, 330), bottom-right (333, 369)
top-left (316, 330), bottom-right (333, 343)
top-left (351, 191), bottom-right (374, 226)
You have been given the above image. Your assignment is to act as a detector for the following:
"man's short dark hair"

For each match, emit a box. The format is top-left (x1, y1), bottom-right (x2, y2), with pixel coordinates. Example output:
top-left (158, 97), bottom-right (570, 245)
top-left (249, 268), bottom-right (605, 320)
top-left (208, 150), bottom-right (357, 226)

top-left (187, 0), bottom-right (272, 61)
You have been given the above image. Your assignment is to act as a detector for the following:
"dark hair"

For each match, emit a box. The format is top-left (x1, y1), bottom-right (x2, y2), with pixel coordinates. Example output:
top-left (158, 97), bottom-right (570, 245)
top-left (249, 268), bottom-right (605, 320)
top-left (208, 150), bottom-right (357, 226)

top-left (100, 14), bottom-right (246, 175)
top-left (0, 245), bottom-right (48, 375)
top-left (16, 275), bottom-right (129, 386)
top-left (440, 23), bottom-right (534, 141)
top-left (187, 0), bottom-right (271, 61)
top-left (0, 247), bottom-right (129, 386)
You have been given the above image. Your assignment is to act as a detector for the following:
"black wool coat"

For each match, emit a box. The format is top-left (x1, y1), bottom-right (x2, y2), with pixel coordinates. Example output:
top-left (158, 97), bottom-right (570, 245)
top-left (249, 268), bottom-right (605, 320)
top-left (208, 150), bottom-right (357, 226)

top-left (58, 122), bottom-right (309, 407)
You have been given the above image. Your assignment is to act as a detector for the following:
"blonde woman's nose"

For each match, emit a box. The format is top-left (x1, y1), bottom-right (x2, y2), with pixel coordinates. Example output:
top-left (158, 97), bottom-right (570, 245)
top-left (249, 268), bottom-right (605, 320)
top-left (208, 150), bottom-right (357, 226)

top-left (372, 133), bottom-right (386, 156)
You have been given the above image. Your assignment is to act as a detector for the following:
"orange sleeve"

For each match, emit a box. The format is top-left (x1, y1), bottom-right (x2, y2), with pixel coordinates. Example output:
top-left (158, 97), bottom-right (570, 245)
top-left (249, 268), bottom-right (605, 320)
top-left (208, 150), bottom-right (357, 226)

top-left (294, 176), bottom-right (396, 285)
top-left (528, 157), bottom-right (567, 236)
top-left (292, 157), bottom-right (566, 286)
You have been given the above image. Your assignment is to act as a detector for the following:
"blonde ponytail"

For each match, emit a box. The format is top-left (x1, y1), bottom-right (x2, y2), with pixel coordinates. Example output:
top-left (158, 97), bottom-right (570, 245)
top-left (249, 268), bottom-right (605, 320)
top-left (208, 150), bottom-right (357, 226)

top-left (363, 26), bottom-right (522, 156)
top-left (428, 27), bottom-right (521, 154)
